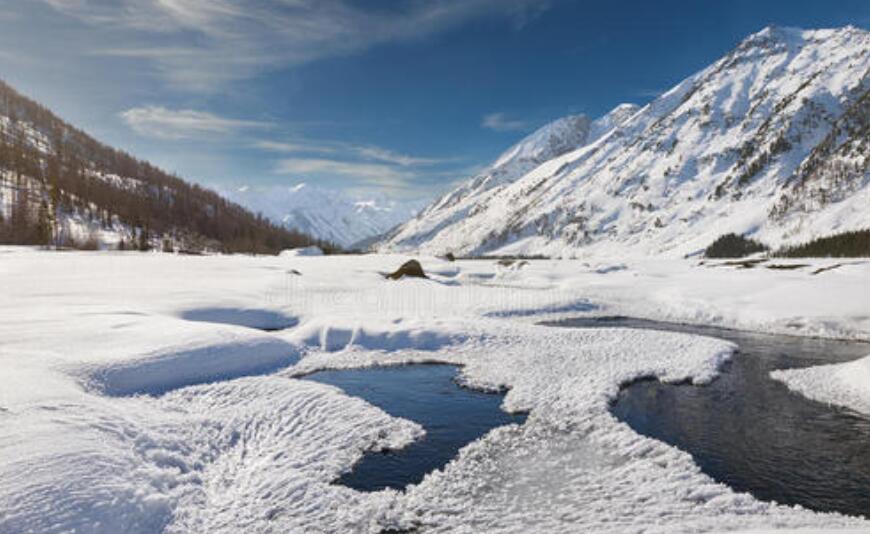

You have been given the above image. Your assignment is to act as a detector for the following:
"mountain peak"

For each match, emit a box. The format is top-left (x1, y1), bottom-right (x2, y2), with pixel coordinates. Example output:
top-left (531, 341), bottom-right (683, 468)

top-left (588, 103), bottom-right (640, 142)
top-left (754, 25), bottom-right (806, 39)
top-left (609, 102), bottom-right (641, 114)
top-left (735, 25), bottom-right (808, 54)
top-left (491, 114), bottom-right (591, 171)
top-left (740, 24), bottom-right (867, 50)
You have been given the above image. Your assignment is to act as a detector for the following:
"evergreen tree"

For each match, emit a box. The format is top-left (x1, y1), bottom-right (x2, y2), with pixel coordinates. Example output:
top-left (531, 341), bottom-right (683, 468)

top-left (138, 227), bottom-right (151, 251)
top-left (36, 199), bottom-right (52, 247)
top-left (705, 233), bottom-right (768, 258)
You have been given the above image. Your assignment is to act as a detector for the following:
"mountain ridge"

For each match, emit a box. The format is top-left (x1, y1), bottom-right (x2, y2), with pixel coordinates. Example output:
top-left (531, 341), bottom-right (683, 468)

top-left (380, 101), bottom-right (641, 250)
top-left (380, 25), bottom-right (870, 258)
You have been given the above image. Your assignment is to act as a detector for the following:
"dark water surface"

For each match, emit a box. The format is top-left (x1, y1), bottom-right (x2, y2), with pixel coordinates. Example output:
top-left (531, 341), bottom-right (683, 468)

top-left (305, 364), bottom-right (526, 492)
top-left (546, 316), bottom-right (870, 518)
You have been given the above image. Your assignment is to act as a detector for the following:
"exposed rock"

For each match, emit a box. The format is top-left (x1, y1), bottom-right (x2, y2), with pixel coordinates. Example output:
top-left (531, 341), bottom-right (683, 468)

top-left (386, 259), bottom-right (427, 280)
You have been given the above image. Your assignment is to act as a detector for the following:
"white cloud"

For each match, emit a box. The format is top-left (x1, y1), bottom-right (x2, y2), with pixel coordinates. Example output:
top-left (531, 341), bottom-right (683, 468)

top-left (275, 158), bottom-right (412, 190)
top-left (255, 140), bottom-right (335, 154)
top-left (481, 112), bottom-right (527, 132)
top-left (120, 106), bottom-right (269, 139)
top-left (255, 138), bottom-right (457, 193)
top-left (351, 146), bottom-right (444, 167)
top-left (256, 139), bottom-right (444, 166)
top-left (43, 0), bottom-right (551, 90)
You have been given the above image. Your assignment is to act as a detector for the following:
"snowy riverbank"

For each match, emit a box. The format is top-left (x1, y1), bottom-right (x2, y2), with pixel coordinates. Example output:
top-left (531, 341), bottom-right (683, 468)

top-left (772, 355), bottom-right (870, 417)
top-left (1, 248), bottom-right (868, 532)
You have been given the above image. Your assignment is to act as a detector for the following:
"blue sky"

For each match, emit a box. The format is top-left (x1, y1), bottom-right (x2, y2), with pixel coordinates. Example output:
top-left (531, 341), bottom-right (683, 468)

top-left (1, 0), bottom-right (868, 200)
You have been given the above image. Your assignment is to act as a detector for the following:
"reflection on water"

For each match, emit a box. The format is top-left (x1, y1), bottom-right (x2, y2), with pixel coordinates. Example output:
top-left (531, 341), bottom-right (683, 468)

top-left (548, 316), bottom-right (870, 518)
top-left (305, 364), bottom-right (527, 492)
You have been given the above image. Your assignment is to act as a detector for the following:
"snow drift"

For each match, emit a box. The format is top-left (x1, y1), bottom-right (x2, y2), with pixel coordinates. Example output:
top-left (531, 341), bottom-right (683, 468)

top-left (2, 249), bottom-right (870, 532)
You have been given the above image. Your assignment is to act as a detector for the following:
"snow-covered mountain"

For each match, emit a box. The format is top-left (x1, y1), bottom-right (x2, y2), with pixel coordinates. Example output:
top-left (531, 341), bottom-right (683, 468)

top-left (381, 26), bottom-right (870, 258)
top-left (223, 183), bottom-right (427, 248)
top-left (396, 104), bottom-right (640, 248)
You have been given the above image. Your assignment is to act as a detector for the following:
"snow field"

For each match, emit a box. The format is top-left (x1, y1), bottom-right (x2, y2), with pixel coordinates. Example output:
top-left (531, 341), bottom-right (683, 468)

top-left (1, 249), bottom-right (869, 532)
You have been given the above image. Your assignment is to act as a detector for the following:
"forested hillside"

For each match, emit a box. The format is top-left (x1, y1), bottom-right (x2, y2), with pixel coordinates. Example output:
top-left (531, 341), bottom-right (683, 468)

top-left (0, 80), bottom-right (330, 253)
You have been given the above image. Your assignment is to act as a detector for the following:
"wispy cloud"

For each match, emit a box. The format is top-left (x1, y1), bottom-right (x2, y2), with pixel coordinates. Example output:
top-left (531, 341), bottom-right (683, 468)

top-left (350, 145), bottom-right (444, 167)
top-left (275, 158), bottom-right (412, 190)
top-left (256, 139), bottom-right (445, 166)
top-left (254, 135), bottom-right (463, 192)
top-left (254, 140), bottom-right (339, 155)
top-left (481, 112), bottom-right (528, 132)
top-left (44, 0), bottom-right (551, 90)
top-left (120, 106), bottom-right (269, 139)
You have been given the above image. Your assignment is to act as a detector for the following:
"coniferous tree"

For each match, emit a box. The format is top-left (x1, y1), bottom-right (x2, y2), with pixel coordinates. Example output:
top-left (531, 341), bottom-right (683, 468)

top-left (705, 233), bottom-right (768, 258)
top-left (775, 229), bottom-right (870, 258)
top-left (36, 199), bottom-right (52, 247)
top-left (138, 227), bottom-right (150, 252)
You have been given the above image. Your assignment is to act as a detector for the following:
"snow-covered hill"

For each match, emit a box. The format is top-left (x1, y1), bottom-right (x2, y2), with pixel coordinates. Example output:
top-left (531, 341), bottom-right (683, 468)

top-left (381, 26), bottom-right (870, 258)
top-left (223, 183), bottom-right (427, 248)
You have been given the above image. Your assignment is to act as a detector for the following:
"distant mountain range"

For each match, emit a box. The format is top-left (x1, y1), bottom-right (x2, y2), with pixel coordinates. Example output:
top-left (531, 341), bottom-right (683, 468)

top-left (222, 183), bottom-right (427, 248)
top-left (380, 26), bottom-right (870, 258)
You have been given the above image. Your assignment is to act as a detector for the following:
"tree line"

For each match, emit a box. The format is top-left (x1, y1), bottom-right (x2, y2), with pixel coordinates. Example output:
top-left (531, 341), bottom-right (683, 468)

top-left (705, 229), bottom-right (870, 259)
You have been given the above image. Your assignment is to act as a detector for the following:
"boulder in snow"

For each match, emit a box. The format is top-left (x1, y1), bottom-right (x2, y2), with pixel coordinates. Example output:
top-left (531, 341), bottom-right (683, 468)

top-left (386, 259), bottom-right (427, 280)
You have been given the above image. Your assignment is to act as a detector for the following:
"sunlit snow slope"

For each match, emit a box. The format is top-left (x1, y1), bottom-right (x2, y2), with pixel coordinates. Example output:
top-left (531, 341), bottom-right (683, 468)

top-left (381, 26), bottom-right (870, 257)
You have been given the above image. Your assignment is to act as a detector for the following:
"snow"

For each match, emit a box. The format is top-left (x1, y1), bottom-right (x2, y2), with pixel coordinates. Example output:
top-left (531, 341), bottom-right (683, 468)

top-left (380, 26), bottom-right (870, 258)
top-left (0, 171), bottom-right (137, 249)
top-left (771, 355), bottom-right (870, 416)
top-left (279, 245), bottom-right (324, 257)
top-left (547, 257), bottom-right (870, 341)
top-left (381, 102), bottom-right (642, 255)
top-left (220, 183), bottom-right (428, 248)
top-left (2, 248), bottom-right (870, 532)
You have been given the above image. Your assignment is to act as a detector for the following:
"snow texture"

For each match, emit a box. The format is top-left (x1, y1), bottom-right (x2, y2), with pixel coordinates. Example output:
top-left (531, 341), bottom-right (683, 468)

top-left (279, 245), bottom-right (324, 257)
top-left (2, 248), bottom-right (870, 532)
top-left (771, 354), bottom-right (870, 416)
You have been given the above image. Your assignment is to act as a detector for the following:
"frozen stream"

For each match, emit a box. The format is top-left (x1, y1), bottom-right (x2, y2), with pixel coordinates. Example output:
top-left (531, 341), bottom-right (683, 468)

top-left (301, 317), bottom-right (870, 519)
top-left (547, 316), bottom-right (870, 518)
top-left (305, 364), bottom-right (527, 491)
